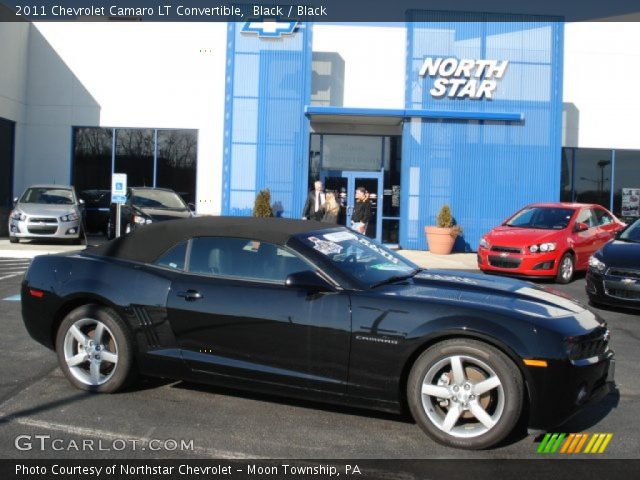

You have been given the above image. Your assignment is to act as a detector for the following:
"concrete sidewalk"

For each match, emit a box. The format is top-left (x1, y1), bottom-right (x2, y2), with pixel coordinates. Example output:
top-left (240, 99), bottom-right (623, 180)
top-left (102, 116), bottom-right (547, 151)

top-left (398, 250), bottom-right (478, 271)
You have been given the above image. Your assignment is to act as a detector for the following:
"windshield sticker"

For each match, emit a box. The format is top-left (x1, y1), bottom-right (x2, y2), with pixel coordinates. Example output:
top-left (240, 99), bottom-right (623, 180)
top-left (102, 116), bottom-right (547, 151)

top-left (308, 236), bottom-right (343, 255)
top-left (323, 231), bottom-right (357, 242)
top-left (370, 263), bottom-right (409, 271)
top-left (242, 240), bottom-right (261, 252)
top-left (356, 237), bottom-right (399, 264)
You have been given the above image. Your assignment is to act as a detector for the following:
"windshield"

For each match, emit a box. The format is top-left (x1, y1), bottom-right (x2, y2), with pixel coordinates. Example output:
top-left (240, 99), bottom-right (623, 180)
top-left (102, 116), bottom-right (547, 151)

top-left (131, 190), bottom-right (187, 210)
top-left (20, 187), bottom-right (74, 205)
top-left (619, 218), bottom-right (640, 242)
top-left (506, 207), bottom-right (575, 230)
top-left (297, 230), bottom-right (417, 287)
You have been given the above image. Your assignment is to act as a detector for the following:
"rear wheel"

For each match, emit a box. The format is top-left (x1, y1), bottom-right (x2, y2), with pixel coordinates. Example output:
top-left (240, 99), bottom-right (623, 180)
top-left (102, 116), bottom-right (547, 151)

top-left (55, 305), bottom-right (136, 393)
top-left (407, 339), bottom-right (523, 450)
top-left (555, 252), bottom-right (574, 284)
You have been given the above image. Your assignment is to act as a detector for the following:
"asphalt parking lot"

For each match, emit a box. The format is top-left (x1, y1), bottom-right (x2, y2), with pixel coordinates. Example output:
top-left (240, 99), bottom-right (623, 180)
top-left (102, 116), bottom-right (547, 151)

top-left (0, 254), bottom-right (638, 460)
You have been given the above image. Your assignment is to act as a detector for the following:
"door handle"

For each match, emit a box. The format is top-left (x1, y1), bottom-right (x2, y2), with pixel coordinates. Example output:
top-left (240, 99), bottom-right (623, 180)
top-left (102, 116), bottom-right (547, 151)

top-left (177, 290), bottom-right (203, 301)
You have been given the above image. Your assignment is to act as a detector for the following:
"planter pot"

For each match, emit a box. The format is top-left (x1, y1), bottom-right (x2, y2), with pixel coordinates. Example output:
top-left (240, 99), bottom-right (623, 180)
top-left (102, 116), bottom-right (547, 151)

top-left (425, 226), bottom-right (457, 255)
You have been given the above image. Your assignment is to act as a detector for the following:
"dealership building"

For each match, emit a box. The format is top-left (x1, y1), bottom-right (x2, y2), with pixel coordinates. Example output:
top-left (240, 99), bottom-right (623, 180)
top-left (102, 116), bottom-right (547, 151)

top-left (1, 12), bottom-right (639, 249)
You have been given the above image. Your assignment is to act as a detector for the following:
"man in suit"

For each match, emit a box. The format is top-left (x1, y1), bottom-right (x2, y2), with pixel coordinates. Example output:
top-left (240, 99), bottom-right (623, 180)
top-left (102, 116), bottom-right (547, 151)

top-left (302, 180), bottom-right (325, 221)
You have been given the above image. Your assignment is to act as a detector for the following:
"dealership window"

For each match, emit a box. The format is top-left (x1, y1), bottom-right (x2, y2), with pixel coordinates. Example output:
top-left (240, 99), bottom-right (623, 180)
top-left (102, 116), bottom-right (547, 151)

top-left (560, 147), bottom-right (640, 222)
top-left (0, 117), bottom-right (15, 237)
top-left (72, 127), bottom-right (197, 205)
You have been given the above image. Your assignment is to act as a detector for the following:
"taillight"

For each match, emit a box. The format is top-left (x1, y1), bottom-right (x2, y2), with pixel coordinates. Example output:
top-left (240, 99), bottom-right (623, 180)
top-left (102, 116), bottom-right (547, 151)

top-left (29, 288), bottom-right (44, 298)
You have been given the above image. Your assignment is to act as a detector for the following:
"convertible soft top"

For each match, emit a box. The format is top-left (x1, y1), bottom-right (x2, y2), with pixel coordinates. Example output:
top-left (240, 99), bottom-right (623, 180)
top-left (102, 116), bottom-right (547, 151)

top-left (86, 216), bottom-right (335, 263)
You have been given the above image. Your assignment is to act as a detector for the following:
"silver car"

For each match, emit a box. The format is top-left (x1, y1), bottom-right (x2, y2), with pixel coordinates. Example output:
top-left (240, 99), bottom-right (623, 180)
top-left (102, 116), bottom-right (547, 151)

top-left (8, 185), bottom-right (85, 244)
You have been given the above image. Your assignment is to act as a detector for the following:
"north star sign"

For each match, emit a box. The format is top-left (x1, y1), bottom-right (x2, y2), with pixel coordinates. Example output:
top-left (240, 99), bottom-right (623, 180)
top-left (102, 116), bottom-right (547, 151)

top-left (419, 57), bottom-right (509, 100)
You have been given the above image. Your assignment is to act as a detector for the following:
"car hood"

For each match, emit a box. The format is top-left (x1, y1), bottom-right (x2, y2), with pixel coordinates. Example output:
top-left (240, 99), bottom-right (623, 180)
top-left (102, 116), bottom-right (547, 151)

top-left (599, 240), bottom-right (640, 268)
top-left (17, 203), bottom-right (78, 217)
top-left (485, 226), bottom-right (561, 246)
top-left (378, 269), bottom-right (602, 330)
top-left (133, 207), bottom-right (191, 221)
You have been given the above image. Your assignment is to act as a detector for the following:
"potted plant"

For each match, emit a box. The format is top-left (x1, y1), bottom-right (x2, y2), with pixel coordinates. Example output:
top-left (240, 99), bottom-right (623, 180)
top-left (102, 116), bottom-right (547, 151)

top-left (252, 188), bottom-right (273, 217)
top-left (425, 204), bottom-right (462, 255)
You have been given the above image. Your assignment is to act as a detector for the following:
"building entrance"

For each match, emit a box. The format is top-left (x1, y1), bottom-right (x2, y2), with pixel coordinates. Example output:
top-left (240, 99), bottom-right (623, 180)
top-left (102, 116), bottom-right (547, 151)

top-left (321, 170), bottom-right (383, 242)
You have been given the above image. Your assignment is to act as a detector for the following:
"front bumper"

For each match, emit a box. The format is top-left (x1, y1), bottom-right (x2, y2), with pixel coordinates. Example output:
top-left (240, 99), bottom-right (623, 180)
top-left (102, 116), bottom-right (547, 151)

top-left (9, 217), bottom-right (81, 240)
top-left (586, 269), bottom-right (640, 310)
top-left (477, 247), bottom-right (559, 278)
top-left (526, 350), bottom-right (615, 429)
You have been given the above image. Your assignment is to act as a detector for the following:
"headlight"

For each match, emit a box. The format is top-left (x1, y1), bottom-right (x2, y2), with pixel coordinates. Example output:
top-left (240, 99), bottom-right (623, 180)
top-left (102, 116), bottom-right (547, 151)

top-left (133, 215), bottom-right (152, 225)
top-left (529, 242), bottom-right (556, 253)
top-left (10, 210), bottom-right (26, 221)
top-left (60, 213), bottom-right (79, 222)
top-left (589, 255), bottom-right (606, 273)
top-left (479, 237), bottom-right (490, 249)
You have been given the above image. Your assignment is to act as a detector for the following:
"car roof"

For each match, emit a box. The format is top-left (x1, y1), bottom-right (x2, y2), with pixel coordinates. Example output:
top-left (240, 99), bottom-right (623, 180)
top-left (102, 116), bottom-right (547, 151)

top-left (526, 202), bottom-right (605, 210)
top-left (26, 184), bottom-right (73, 190)
top-left (87, 216), bottom-right (336, 263)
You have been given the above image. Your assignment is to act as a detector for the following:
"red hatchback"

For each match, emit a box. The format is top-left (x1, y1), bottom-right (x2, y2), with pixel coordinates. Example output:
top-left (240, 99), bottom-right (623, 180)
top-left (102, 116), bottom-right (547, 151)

top-left (478, 203), bottom-right (625, 283)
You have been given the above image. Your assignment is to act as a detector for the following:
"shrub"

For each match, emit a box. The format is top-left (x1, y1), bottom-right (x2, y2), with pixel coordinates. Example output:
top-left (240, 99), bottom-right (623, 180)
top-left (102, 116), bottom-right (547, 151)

top-left (436, 204), bottom-right (462, 236)
top-left (253, 189), bottom-right (273, 217)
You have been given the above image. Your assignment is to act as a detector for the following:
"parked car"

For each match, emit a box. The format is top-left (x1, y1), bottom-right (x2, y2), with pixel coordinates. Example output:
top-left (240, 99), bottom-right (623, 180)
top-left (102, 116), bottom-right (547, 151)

top-left (107, 187), bottom-right (193, 239)
top-left (22, 217), bottom-right (614, 450)
top-left (586, 217), bottom-right (640, 310)
top-left (478, 203), bottom-right (625, 284)
top-left (8, 184), bottom-right (85, 244)
top-left (78, 189), bottom-right (111, 235)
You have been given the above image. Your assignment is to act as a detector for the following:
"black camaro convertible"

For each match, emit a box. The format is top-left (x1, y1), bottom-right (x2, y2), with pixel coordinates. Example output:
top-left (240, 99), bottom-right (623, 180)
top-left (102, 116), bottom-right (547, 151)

top-left (22, 217), bottom-right (615, 449)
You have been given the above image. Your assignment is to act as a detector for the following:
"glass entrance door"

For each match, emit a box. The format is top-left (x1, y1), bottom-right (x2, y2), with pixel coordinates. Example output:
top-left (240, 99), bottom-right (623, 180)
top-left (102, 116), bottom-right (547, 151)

top-left (321, 170), bottom-right (383, 242)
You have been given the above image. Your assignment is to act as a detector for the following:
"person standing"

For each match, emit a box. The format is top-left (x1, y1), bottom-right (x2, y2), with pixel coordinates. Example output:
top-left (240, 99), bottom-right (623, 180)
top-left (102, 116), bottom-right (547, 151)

top-left (302, 180), bottom-right (325, 221)
top-left (350, 186), bottom-right (371, 234)
top-left (321, 192), bottom-right (340, 224)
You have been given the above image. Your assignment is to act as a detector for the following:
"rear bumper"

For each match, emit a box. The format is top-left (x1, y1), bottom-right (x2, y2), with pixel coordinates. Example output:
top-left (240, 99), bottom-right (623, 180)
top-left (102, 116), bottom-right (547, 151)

top-left (527, 351), bottom-right (615, 429)
top-left (477, 248), bottom-right (559, 278)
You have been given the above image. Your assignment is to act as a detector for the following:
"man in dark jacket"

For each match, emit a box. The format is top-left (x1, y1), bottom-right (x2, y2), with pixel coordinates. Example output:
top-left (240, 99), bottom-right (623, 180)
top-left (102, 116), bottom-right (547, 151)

top-left (350, 186), bottom-right (371, 234)
top-left (302, 180), bottom-right (325, 221)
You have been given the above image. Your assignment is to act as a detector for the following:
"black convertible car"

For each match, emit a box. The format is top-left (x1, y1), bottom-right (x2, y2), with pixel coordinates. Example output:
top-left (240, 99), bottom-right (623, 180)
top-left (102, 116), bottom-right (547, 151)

top-left (21, 217), bottom-right (614, 450)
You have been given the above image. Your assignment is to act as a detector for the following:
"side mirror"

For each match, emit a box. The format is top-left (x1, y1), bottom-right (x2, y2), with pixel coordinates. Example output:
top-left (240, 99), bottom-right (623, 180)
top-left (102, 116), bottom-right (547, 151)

top-left (78, 199), bottom-right (85, 205)
top-left (574, 222), bottom-right (589, 233)
top-left (285, 270), bottom-right (333, 292)
top-left (12, 197), bottom-right (18, 205)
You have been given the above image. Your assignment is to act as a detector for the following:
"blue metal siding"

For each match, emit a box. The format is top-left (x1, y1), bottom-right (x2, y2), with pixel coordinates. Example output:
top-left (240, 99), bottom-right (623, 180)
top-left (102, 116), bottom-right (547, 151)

top-left (222, 23), bottom-right (312, 218)
top-left (402, 14), bottom-right (564, 251)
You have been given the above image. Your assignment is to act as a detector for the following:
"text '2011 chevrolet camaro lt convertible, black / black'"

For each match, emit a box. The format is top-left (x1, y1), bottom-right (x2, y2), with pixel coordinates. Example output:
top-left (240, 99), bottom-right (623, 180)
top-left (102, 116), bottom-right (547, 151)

top-left (21, 217), bottom-right (615, 449)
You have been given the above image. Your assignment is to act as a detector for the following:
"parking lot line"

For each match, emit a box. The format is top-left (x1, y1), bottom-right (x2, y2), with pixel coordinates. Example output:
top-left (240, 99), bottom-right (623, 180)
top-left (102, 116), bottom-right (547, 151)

top-left (0, 273), bottom-right (24, 281)
top-left (6, 416), bottom-right (261, 459)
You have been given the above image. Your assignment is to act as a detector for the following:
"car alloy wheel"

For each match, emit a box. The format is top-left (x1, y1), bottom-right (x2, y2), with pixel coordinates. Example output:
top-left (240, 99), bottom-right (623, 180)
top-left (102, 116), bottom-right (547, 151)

top-left (56, 305), bottom-right (136, 393)
top-left (63, 318), bottom-right (118, 386)
top-left (556, 253), bottom-right (574, 284)
top-left (407, 339), bottom-right (523, 449)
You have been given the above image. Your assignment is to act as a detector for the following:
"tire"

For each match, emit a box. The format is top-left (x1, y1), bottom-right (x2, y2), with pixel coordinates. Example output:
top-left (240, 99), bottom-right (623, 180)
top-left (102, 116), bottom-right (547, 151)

top-left (106, 218), bottom-right (114, 240)
top-left (72, 228), bottom-right (86, 245)
top-left (407, 338), bottom-right (523, 450)
top-left (9, 236), bottom-right (18, 244)
top-left (555, 252), bottom-right (574, 284)
top-left (55, 304), bottom-right (137, 393)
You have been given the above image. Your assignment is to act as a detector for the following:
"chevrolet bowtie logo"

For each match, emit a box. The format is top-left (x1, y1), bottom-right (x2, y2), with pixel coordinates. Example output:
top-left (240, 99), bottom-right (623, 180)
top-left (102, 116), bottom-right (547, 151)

top-left (241, 20), bottom-right (298, 38)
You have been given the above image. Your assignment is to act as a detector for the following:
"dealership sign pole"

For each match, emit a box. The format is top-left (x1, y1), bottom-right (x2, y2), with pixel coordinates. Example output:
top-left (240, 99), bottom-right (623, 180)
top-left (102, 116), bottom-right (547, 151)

top-left (111, 173), bottom-right (127, 238)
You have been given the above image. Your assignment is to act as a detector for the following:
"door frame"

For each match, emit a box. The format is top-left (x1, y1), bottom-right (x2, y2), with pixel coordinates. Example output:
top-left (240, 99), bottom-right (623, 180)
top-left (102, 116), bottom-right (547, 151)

top-left (320, 169), bottom-right (383, 243)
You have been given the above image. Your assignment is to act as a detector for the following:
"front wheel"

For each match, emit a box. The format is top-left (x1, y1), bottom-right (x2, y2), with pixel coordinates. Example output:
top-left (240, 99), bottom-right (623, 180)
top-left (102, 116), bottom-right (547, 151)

top-left (407, 339), bottom-right (523, 450)
top-left (555, 252), bottom-right (574, 284)
top-left (55, 305), bottom-right (136, 393)
top-left (9, 236), bottom-right (18, 244)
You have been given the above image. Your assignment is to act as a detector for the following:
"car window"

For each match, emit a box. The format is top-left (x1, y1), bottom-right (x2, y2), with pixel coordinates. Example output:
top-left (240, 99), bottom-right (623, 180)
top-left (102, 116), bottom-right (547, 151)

top-left (575, 209), bottom-right (597, 228)
top-left (506, 207), bottom-right (574, 230)
top-left (154, 242), bottom-right (187, 270)
top-left (188, 237), bottom-right (311, 282)
top-left (20, 187), bottom-right (74, 205)
top-left (593, 208), bottom-right (614, 226)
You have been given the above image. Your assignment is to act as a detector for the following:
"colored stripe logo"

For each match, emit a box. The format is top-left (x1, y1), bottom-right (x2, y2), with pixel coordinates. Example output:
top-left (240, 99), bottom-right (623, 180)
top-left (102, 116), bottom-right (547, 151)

top-left (537, 433), bottom-right (613, 454)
